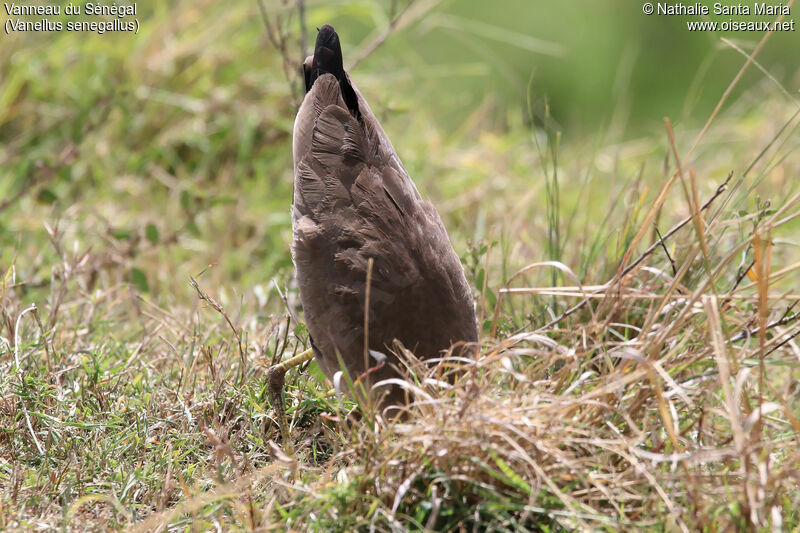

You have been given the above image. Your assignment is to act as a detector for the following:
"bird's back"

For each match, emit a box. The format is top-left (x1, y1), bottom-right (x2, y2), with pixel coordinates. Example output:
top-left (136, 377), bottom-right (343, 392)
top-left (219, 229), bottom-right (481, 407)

top-left (291, 25), bottom-right (477, 404)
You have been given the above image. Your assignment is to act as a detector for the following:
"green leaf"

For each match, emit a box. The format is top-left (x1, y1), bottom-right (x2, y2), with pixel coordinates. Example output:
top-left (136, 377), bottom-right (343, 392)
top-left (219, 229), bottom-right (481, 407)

top-left (145, 223), bottom-right (159, 244)
top-left (306, 360), bottom-right (325, 382)
top-left (37, 188), bottom-right (58, 204)
top-left (475, 267), bottom-right (485, 292)
top-left (180, 190), bottom-right (192, 211)
top-left (130, 268), bottom-right (149, 293)
top-left (187, 220), bottom-right (201, 237)
top-left (488, 449), bottom-right (531, 495)
top-left (485, 287), bottom-right (497, 309)
top-left (113, 229), bottom-right (133, 241)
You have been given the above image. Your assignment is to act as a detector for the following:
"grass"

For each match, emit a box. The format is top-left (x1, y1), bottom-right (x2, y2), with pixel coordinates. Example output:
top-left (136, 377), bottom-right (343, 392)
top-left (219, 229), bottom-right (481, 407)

top-left (2, 1), bottom-right (800, 531)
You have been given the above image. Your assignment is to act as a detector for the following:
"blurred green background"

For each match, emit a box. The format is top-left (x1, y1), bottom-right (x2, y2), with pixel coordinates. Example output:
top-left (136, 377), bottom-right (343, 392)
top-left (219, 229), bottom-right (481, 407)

top-left (352, 0), bottom-right (800, 133)
top-left (4, 0), bottom-right (799, 134)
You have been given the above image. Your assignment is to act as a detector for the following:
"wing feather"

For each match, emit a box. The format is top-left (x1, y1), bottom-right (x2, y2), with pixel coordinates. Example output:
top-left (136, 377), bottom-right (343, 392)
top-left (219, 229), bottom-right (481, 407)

top-left (292, 67), bottom-right (476, 386)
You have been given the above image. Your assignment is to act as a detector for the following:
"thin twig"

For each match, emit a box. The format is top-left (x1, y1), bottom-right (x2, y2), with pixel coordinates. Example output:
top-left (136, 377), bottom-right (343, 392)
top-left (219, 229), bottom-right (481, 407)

top-left (537, 172), bottom-right (732, 331)
top-left (257, 0), bottom-right (302, 99)
top-left (271, 314), bottom-right (292, 367)
top-left (653, 224), bottom-right (677, 276)
top-left (764, 326), bottom-right (800, 357)
top-left (271, 278), bottom-right (302, 331)
top-left (347, 0), bottom-right (427, 71)
top-left (189, 277), bottom-right (246, 383)
top-left (621, 172), bottom-right (732, 280)
top-left (31, 303), bottom-right (53, 371)
top-left (723, 259), bottom-right (755, 306)
top-left (729, 301), bottom-right (799, 343)
top-left (297, 0), bottom-right (308, 61)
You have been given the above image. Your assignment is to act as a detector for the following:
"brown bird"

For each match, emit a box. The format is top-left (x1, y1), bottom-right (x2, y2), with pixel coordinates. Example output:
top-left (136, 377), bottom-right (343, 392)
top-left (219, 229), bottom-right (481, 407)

top-left (269, 24), bottom-right (477, 450)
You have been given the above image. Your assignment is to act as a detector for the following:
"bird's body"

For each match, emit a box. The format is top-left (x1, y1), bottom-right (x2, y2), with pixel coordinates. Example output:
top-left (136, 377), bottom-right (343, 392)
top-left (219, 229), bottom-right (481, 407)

top-left (291, 25), bottom-right (477, 405)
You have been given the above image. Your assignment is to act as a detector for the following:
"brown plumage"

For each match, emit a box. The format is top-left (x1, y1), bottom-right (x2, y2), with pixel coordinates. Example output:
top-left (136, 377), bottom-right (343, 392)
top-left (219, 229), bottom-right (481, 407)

top-left (291, 25), bottom-right (477, 406)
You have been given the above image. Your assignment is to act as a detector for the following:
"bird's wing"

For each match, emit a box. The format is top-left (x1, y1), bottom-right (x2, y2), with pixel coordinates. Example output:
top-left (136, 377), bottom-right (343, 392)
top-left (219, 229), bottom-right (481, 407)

top-left (292, 73), bottom-right (430, 295)
top-left (292, 67), bottom-right (476, 379)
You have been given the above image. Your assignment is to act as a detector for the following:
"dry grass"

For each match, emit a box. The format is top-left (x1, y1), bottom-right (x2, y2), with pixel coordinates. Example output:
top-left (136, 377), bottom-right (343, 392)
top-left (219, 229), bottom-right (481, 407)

top-left (3, 90), bottom-right (798, 530)
top-left (1, 1), bottom-right (799, 531)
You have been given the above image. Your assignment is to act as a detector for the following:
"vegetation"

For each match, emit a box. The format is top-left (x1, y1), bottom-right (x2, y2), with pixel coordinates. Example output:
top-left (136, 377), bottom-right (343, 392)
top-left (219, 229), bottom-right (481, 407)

top-left (1, 1), bottom-right (799, 530)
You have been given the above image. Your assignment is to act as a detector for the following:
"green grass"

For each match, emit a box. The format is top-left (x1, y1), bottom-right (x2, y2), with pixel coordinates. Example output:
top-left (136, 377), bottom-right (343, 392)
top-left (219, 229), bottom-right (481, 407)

top-left (2, 1), bottom-right (800, 531)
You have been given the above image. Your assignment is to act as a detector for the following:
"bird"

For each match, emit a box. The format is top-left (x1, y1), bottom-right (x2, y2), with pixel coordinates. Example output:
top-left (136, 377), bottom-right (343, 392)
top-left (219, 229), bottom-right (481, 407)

top-left (269, 24), bottom-right (477, 451)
